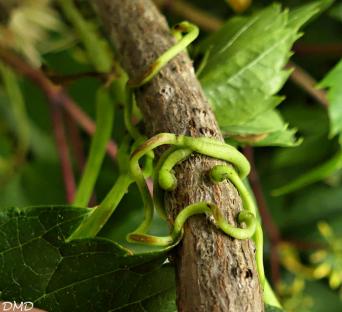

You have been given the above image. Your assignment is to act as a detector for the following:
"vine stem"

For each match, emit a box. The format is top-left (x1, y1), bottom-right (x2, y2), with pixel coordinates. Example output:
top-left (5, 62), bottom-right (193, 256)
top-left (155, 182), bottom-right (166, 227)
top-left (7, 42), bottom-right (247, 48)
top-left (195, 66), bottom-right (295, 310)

top-left (73, 88), bottom-right (114, 207)
top-left (0, 47), bottom-right (118, 159)
top-left (67, 174), bottom-right (132, 240)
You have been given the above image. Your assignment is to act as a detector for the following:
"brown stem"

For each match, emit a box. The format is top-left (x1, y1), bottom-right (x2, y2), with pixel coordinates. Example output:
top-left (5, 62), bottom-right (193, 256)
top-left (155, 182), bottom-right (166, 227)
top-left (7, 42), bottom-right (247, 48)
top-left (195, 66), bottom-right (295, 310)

top-left (50, 103), bottom-right (76, 203)
top-left (243, 146), bottom-right (281, 286)
top-left (0, 47), bottom-right (118, 159)
top-left (154, 0), bottom-right (330, 109)
top-left (287, 62), bottom-right (329, 109)
top-left (95, 1), bottom-right (263, 311)
top-left (294, 43), bottom-right (342, 57)
top-left (47, 71), bottom-right (112, 85)
top-left (282, 239), bottom-right (324, 250)
top-left (153, 0), bottom-right (223, 32)
top-left (64, 113), bottom-right (86, 173)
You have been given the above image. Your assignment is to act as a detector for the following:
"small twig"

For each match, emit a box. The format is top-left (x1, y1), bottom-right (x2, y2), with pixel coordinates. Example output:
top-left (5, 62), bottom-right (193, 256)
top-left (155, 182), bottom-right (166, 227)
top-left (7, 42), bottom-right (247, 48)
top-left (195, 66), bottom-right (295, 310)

top-left (243, 146), bottom-right (282, 286)
top-left (50, 103), bottom-right (76, 203)
top-left (153, 0), bottom-right (223, 32)
top-left (155, 0), bottom-right (330, 109)
top-left (0, 47), bottom-right (118, 159)
top-left (294, 43), bottom-right (342, 57)
top-left (282, 238), bottom-right (325, 250)
top-left (64, 113), bottom-right (86, 173)
top-left (47, 70), bottom-right (115, 85)
top-left (287, 62), bottom-right (329, 109)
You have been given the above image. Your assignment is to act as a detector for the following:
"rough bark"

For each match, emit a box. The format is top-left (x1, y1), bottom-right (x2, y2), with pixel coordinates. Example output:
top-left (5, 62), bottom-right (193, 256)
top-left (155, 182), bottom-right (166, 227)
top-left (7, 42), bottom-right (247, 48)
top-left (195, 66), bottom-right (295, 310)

top-left (94, 1), bottom-right (263, 311)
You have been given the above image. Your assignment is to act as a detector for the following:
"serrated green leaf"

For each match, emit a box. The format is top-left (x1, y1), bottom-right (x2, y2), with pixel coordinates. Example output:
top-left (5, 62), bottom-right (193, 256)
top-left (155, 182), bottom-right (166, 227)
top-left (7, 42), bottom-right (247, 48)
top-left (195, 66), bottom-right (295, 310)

top-left (318, 59), bottom-right (342, 142)
top-left (0, 205), bottom-right (175, 311)
top-left (221, 109), bottom-right (286, 135)
top-left (198, 4), bottom-right (318, 128)
top-left (287, 2), bottom-right (320, 30)
top-left (253, 126), bottom-right (302, 147)
top-left (222, 109), bottom-right (301, 146)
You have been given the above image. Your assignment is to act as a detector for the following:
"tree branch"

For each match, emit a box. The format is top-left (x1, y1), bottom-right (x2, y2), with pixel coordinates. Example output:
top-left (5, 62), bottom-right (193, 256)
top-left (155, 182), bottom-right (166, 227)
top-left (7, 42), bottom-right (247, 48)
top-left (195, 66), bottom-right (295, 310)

top-left (294, 43), bottom-right (342, 57)
top-left (286, 62), bottom-right (329, 109)
top-left (94, 1), bottom-right (263, 311)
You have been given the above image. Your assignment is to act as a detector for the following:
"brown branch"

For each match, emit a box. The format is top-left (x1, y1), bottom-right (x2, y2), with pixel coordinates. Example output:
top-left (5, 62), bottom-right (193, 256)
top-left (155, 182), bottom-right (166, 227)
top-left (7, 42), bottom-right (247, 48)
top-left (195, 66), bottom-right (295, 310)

top-left (153, 0), bottom-right (223, 32)
top-left (0, 47), bottom-right (118, 159)
top-left (154, 0), bottom-right (330, 109)
top-left (64, 113), bottom-right (86, 173)
top-left (294, 43), bottom-right (342, 57)
top-left (243, 146), bottom-right (281, 286)
top-left (47, 71), bottom-right (112, 85)
top-left (287, 62), bottom-right (329, 109)
top-left (282, 239), bottom-right (324, 250)
top-left (50, 103), bottom-right (76, 203)
top-left (95, 1), bottom-right (263, 311)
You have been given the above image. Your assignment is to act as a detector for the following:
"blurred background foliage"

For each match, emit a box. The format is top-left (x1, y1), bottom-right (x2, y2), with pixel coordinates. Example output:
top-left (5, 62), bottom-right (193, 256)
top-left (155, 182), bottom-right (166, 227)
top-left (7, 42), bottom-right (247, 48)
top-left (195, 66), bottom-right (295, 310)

top-left (0, 0), bottom-right (341, 311)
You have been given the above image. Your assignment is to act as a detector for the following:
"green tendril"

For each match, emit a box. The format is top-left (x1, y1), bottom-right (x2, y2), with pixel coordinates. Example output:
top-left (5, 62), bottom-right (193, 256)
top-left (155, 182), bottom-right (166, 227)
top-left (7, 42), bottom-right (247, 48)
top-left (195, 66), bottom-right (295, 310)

top-left (153, 146), bottom-right (179, 220)
top-left (128, 134), bottom-right (255, 243)
top-left (210, 164), bottom-right (265, 287)
top-left (127, 202), bottom-right (256, 246)
top-left (128, 21), bottom-right (199, 87)
top-left (158, 148), bottom-right (193, 191)
top-left (73, 87), bottom-right (114, 207)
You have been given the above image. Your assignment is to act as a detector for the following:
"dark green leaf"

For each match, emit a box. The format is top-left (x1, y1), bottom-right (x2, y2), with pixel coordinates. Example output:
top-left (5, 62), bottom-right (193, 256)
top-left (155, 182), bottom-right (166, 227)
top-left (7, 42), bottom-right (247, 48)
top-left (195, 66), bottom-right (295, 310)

top-left (0, 205), bottom-right (175, 311)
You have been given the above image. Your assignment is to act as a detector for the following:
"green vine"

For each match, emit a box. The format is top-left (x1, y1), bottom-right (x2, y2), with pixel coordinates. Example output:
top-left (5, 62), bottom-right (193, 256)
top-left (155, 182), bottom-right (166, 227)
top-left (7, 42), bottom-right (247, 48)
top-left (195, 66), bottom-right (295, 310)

top-left (73, 87), bottom-right (114, 207)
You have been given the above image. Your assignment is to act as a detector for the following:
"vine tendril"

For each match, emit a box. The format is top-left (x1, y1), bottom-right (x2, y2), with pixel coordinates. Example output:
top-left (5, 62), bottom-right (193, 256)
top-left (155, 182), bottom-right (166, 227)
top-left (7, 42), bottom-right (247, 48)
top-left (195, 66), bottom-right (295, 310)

top-left (128, 21), bottom-right (199, 87)
top-left (127, 133), bottom-right (256, 243)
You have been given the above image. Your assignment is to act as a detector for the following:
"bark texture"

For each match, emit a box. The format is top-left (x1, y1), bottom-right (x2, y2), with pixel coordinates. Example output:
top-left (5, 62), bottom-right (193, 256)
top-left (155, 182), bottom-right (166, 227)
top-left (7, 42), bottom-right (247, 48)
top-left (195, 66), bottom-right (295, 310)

top-left (94, 1), bottom-right (263, 311)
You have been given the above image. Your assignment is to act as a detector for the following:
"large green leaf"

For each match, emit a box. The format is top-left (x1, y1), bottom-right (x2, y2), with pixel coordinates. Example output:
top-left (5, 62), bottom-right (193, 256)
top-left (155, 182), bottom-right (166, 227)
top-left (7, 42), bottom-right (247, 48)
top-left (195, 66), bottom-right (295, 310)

top-left (318, 58), bottom-right (342, 144)
top-left (198, 3), bottom-right (318, 127)
top-left (0, 205), bottom-right (175, 311)
top-left (197, 3), bottom-right (319, 146)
